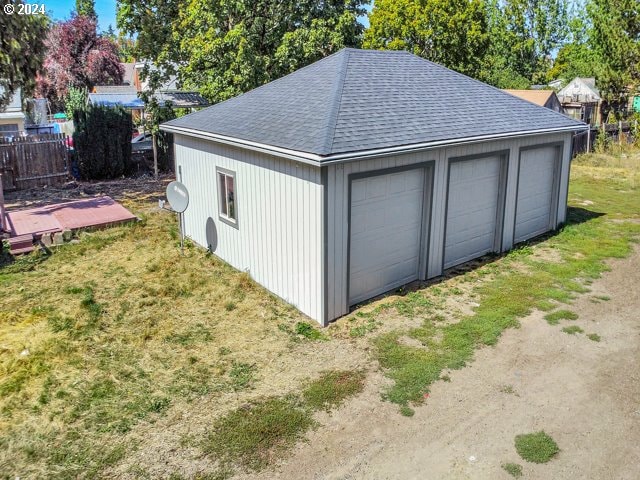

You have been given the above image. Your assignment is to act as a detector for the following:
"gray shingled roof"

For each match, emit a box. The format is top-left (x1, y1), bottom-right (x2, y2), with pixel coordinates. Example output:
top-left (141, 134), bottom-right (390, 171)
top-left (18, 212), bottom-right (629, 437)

top-left (162, 49), bottom-right (584, 158)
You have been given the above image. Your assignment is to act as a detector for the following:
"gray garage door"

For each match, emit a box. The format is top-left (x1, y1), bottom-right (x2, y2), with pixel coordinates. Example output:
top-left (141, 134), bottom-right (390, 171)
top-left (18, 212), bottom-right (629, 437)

top-left (444, 156), bottom-right (503, 269)
top-left (514, 146), bottom-right (558, 244)
top-left (349, 169), bottom-right (426, 305)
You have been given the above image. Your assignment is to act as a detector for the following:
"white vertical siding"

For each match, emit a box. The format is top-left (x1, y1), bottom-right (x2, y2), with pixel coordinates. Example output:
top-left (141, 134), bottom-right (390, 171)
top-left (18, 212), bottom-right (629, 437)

top-left (174, 134), bottom-right (324, 322)
top-left (326, 132), bottom-right (574, 321)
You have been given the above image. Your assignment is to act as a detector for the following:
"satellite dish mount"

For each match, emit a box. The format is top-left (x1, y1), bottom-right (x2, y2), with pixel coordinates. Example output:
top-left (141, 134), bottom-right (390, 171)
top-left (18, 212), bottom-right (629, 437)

top-left (165, 180), bottom-right (190, 255)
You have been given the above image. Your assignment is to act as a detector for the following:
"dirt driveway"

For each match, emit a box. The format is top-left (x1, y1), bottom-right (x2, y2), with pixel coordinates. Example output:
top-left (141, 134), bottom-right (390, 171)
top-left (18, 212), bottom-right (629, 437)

top-left (246, 246), bottom-right (640, 480)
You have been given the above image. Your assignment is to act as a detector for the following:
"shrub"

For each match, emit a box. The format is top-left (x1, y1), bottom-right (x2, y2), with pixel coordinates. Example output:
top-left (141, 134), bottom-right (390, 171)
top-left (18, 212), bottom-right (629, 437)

top-left (73, 104), bottom-right (133, 179)
top-left (64, 86), bottom-right (87, 120)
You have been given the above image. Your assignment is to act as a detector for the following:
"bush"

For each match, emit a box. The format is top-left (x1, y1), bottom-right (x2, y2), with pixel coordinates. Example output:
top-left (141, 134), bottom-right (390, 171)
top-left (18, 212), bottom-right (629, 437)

top-left (73, 104), bottom-right (133, 179)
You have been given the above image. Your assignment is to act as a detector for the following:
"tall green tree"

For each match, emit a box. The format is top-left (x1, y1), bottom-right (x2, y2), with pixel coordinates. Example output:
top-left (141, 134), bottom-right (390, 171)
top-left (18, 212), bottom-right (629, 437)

top-left (117, 0), bottom-right (368, 103)
top-left (363, 0), bottom-right (489, 78)
top-left (499, 0), bottom-right (569, 83)
top-left (546, 10), bottom-right (599, 83)
top-left (478, 0), bottom-right (531, 88)
top-left (0, 3), bottom-right (48, 110)
top-left (76, 0), bottom-right (97, 19)
top-left (588, 0), bottom-right (640, 113)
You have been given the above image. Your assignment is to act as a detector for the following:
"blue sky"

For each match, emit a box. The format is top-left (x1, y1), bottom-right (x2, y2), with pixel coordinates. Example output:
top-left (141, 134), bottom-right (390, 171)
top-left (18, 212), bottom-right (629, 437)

top-left (43, 0), bottom-right (118, 32)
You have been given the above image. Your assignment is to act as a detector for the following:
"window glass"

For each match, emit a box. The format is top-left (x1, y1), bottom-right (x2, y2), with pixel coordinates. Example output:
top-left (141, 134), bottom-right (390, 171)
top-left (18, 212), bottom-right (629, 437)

top-left (218, 172), bottom-right (227, 216)
top-left (226, 175), bottom-right (235, 219)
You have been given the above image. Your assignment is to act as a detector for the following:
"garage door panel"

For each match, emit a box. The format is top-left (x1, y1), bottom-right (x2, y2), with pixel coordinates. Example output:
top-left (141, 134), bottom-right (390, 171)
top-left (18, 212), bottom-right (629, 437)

top-left (444, 156), bottom-right (502, 269)
top-left (349, 168), bottom-right (427, 305)
top-left (514, 146), bottom-right (557, 243)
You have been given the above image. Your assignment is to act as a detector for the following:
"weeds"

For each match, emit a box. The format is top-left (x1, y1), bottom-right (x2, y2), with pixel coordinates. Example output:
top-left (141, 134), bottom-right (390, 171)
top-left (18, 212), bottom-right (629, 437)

top-left (203, 397), bottom-right (315, 471)
top-left (514, 431), bottom-right (559, 463)
top-left (562, 325), bottom-right (584, 335)
top-left (228, 362), bottom-right (257, 391)
top-left (587, 333), bottom-right (601, 342)
top-left (202, 369), bottom-right (364, 472)
top-left (544, 309), bottom-right (579, 325)
top-left (502, 462), bottom-right (523, 477)
top-left (302, 370), bottom-right (365, 411)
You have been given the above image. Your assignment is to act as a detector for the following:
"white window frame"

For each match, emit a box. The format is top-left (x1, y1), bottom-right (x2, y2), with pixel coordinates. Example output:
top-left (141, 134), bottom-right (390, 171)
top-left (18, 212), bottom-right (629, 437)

top-left (217, 167), bottom-right (238, 228)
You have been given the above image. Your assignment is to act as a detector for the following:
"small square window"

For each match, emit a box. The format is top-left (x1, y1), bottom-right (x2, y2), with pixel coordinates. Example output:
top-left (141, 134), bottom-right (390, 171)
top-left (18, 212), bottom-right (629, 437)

top-left (217, 169), bottom-right (237, 226)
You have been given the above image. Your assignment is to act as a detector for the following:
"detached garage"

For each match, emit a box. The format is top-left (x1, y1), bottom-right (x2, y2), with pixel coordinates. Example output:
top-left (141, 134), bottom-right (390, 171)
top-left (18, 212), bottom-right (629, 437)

top-left (160, 48), bottom-right (586, 326)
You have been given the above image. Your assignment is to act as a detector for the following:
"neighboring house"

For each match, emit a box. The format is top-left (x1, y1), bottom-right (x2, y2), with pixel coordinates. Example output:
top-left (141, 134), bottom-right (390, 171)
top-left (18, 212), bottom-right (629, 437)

top-left (160, 48), bottom-right (586, 326)
top-left (547, 79), bottom-right (564, 90)
top-left (88, 89), bottom-right (208, 110)
top-left (121, 62), bottom-right (136, 86)
top-left (133, 61), bottom-right (178, 92)
top-left (0, 87), bottom-right (25, 133)
top-left (91, 66), bottom-right (208, 114)
top-left (503, 90), bottom-right (563, 113)
top-left (558, 77), bottom-right (601, 125)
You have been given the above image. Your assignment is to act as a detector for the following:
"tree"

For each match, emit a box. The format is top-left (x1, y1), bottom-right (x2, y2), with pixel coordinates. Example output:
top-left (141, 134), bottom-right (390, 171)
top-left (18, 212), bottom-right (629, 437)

top-left (117, 0), bottom-right (368, 103)
top-left (37, 15), bottom-right (123, 110)
top-left (76, 0), bottom-right (97, 19)
top-left (546, 9), bottom-right (599, 83)
top-left (478, 0), bottom-right (531, 88)
top-left (363, 0), bottom-right (489, 78)
top-left (588, 0), bottom-right (640, 115)
top-left (0, 3), bottom-right (48, 110)
top-left (501, 0), bottom-right (569, 83)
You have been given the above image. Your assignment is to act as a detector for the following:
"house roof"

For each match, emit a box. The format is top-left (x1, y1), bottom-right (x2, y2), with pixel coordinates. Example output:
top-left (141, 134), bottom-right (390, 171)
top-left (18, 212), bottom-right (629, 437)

top-left (162, 48), bottom-right (585, 162)
top-left (93, 85), bottom-right (138, 94)
top-left (89, 90), bottom-right (208, 109)
top-left (89, 93), bottom-right (145, 108)
top-left (503, 89), bottom-right (558, 107)
top-left (558, 78), bottom-right (601, 103)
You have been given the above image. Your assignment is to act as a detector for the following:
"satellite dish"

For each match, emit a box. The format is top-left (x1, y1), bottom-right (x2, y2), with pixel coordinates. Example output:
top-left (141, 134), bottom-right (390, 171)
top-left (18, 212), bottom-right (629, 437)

top-left (166, 181), bottom-right (189, 213)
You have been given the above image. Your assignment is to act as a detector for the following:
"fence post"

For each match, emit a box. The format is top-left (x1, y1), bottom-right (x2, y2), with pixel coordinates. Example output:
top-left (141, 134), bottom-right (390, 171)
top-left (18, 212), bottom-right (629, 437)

top-left (586, 127), bottom-right (591, 153)
top-left (619, 120), bottom-right (623, 145)
top-left (0, 173), bottom-right (5, 232)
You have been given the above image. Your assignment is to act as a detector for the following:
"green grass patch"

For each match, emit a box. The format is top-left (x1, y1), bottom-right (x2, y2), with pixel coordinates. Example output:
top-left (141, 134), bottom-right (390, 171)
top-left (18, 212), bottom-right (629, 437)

top-left (302, 370), bottom-right (365, 411)
top-left (203, 397), bottom-right (315, 471)
top-left (295, 321), bottom-right (327, 340)
top-left (203, 369), bottom-right (364, 472)
top-left (562, 325), bottom-right (584, 335)
top-left (587, 333), bottom-right (601, 342)
top-left (502, 462), bottom-right (523, 477)
top-left (544, 309), bottom-right (579, 325)
top-left (515, 431), bottom-right (559, 463)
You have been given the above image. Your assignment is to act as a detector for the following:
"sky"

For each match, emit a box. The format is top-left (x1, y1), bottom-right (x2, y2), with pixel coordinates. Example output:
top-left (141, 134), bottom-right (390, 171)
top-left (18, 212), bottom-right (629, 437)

top-left (43, 0), bottom-right (118, 32)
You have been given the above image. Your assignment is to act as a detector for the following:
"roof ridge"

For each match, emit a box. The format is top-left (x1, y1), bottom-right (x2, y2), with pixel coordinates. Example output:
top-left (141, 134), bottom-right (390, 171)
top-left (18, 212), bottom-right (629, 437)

top-left (321, 49), bottom-right (351, 155)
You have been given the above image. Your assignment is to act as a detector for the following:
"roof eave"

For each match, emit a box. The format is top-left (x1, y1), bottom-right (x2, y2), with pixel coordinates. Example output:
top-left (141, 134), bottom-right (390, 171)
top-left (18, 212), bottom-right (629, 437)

top-left (160, 124), bottom-right (588, 167)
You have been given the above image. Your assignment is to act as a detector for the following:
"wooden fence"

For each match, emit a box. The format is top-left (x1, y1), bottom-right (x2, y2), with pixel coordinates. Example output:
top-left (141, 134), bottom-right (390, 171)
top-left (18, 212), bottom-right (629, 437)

top-left (572, 121), bottom-right (637, 156)
top-left (0, 133), bottom-right (68, 191)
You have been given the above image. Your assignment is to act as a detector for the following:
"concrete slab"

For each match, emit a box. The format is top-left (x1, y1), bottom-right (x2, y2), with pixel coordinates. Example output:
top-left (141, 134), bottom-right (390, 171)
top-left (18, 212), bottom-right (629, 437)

top-left (5, 196), bottom-right (137, 238)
